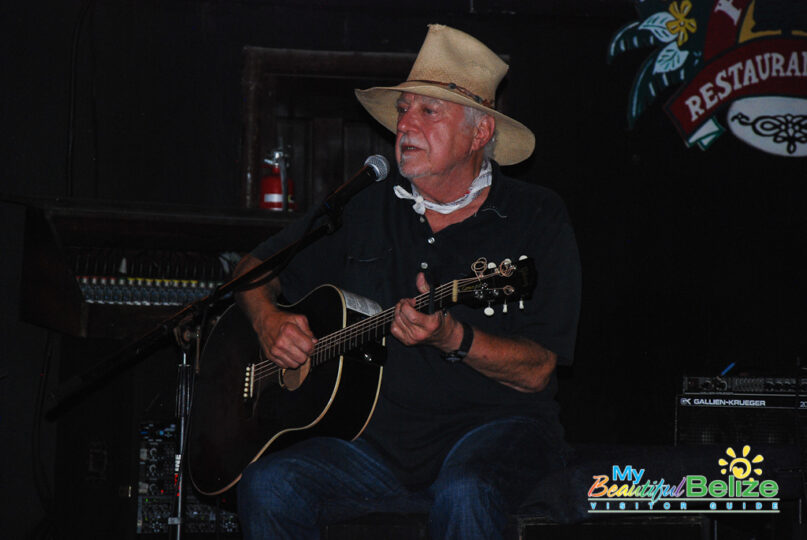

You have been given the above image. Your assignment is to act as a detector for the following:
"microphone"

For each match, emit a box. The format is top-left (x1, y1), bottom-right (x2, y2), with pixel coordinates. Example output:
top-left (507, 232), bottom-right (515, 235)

top-left (315, 155), bottom-right (389, 218)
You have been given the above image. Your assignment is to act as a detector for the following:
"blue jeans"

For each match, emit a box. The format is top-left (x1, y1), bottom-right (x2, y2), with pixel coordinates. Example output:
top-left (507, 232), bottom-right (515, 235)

top-left (237, 416), bottom-right (567, 540)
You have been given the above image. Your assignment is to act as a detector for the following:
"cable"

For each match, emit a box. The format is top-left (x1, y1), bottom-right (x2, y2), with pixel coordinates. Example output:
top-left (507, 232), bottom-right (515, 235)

top-left (28, 332), bottom-right (58, 540)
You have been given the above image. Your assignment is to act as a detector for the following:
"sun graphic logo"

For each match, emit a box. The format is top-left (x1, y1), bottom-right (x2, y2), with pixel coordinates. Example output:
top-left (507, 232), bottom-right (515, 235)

top-left (718, 445), bottom-right (764, 481)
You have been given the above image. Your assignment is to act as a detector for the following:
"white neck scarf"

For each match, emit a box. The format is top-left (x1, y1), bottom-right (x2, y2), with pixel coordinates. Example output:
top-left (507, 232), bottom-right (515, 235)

top-left (393, 160), bottom-right (492, 215)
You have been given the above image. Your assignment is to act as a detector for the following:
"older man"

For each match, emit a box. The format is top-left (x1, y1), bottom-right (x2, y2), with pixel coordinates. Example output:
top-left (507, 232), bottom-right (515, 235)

top-left (234, 24), bottom-right (581, 539)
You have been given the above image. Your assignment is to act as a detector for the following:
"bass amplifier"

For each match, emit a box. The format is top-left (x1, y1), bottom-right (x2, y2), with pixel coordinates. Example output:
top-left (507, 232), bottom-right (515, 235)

top-left (681, 375), bottom-right (807, 395)
top-left (676, 375), bottom-right (807, 447)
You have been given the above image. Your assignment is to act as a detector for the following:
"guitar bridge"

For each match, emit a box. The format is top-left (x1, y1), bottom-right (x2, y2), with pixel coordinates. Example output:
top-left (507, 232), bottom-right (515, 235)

top-left (242, 363), bottom-right (255, 400)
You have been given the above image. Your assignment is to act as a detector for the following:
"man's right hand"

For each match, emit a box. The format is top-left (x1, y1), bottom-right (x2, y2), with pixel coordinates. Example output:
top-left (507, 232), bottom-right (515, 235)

top-left (233, 253), bottom-right (316, 370)
top-left (254, 307), bottom-right (317, 369)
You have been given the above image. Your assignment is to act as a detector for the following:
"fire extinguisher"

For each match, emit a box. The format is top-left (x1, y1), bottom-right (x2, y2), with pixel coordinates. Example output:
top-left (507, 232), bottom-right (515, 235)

top-left (260, 148), bottom-right (295, 211)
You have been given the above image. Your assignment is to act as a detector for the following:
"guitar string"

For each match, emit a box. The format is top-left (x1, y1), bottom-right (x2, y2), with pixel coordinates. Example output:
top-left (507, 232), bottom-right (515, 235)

top-left (249, 258), bottom-right (504, 375)
top-left (248, 271), bottom-right (506, 385)
top-left (308, 279), bottom-right (461, 354)
top-left (248, 273), bottom-right (502, 384)
top-left (252, 280), bottom-right (459, 368)
top-left (313, 281), bottom-right (453, 350)
top-left (249, 274), bottom-right (481, 381)
top-left (250, 282), bottom-right (458, 383)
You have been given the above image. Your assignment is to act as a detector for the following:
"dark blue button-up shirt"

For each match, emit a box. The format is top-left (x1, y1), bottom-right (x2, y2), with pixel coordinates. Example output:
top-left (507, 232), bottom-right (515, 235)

top-left (252, 161), bottom-right (581, 486)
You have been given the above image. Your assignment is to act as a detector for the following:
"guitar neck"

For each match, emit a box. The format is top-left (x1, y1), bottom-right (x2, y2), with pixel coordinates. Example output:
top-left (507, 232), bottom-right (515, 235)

top-left (310, 280), bottom-right (459, 366)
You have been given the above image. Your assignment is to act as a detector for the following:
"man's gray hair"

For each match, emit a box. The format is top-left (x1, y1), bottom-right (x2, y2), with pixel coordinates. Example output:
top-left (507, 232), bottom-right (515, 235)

top-left (464, 106), bottom-right (496, 160)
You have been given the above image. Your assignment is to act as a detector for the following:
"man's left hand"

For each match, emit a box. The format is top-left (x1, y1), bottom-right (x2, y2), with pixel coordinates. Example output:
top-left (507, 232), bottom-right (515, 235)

top-left (390, 272), bottom-right (461, 352)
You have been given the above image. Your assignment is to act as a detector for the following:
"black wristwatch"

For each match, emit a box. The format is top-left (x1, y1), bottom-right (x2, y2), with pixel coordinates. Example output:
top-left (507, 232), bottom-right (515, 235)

top-left (441, 321), bottom-right (474, 363)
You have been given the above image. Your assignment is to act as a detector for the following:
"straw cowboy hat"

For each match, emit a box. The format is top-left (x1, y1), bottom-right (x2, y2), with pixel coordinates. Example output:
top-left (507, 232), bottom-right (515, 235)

top-left (355, 24), bottom-right (535, 166)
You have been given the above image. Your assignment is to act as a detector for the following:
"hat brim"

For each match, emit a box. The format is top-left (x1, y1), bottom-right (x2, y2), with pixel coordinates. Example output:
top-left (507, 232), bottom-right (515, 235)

top-left (355, 82), bottom-right (535, 166)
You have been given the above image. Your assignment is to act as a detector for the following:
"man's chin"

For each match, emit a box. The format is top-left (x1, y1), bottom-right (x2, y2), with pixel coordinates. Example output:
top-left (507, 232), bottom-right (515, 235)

top-left (397, 163), bottom-right (417, 180)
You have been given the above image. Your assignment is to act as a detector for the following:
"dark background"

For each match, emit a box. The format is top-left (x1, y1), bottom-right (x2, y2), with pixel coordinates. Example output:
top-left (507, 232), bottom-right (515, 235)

top-left (2, 1), bottom-right (805, 538)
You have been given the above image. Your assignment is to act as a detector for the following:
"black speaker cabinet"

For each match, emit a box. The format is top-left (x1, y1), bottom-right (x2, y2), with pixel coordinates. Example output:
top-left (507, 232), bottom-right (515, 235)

top-left (675, 392), bottom-right (807, 448)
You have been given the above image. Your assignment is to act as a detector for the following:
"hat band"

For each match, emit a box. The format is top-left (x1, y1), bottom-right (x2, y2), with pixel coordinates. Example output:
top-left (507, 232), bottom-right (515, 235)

top-left (408, 79), bottom-right (494, 108)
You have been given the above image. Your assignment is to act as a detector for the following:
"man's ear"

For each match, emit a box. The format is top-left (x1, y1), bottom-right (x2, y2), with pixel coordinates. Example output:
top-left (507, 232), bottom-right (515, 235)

top-left (471, 115), bottom-right (496, 152)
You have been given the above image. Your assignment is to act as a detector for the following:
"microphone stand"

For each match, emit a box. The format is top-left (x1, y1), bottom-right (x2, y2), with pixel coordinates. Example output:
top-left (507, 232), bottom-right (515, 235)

top-left (168, 329), bottom-right (194, 540)
top-left (45, 206), bottom-right (344, 537)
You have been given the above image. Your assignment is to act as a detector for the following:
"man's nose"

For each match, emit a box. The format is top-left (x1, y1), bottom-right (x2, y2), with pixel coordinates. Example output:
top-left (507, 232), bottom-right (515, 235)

top-left (396, 108), bottom-right (416, 134)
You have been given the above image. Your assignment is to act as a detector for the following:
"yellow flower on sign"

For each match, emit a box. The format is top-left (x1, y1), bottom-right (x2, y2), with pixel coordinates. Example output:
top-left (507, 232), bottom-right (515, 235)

top-left (666, 0), bottom-right (698, 46)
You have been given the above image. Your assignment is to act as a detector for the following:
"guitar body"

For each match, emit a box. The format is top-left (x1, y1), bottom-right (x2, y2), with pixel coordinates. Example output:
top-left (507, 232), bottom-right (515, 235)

top-left (188, 285), bottom-right (384, 496)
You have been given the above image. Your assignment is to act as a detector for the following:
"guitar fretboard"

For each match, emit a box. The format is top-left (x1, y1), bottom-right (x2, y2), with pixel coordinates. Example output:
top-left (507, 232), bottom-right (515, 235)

top-left (309, 280), bottom-right (458, 366)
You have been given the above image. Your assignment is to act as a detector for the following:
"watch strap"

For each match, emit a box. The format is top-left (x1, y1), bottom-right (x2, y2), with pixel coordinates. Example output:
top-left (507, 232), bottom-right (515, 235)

top-left (441, 321), bottom-right (474, 363)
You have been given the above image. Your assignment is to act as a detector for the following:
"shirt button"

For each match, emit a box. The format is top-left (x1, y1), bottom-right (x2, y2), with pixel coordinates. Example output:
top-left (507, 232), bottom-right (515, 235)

top-left (427, 237), bottom-right (435, 244)
top-left (419, 216), bottom-right (426, 223)
top-left (420, 262), bottom-right (429, 269)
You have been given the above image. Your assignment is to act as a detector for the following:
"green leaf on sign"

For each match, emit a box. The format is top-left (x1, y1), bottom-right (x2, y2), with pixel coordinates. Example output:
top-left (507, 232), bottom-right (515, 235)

top-left (653, 42), bottom-right (689, 74)
top-left (639, 12), bottom-right (676, 43)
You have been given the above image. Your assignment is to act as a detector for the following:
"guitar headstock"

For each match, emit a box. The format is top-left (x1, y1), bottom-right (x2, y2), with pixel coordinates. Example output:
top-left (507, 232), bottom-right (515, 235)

top-left (451, 256), bottom-right (536, 315)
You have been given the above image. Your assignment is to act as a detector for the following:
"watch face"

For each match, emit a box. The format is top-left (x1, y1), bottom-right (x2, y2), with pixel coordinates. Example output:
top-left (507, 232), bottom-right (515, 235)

top-left (442, 351), bottom-right (465, 363)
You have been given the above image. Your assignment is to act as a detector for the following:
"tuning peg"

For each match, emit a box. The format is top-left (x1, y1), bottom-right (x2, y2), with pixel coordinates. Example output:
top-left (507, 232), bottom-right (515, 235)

top-left (519, 255), bottom-right (528, 261)
top-left (484, 305), bottom-right (495, 317)
top-left (487, 262), bottom-right (496, 270)
top-left (503, 258), bottom-right (511, 265)
top-left (502, 301), bottom-right (508, 314)
top-left (519, 299), bottom-right (525, 310)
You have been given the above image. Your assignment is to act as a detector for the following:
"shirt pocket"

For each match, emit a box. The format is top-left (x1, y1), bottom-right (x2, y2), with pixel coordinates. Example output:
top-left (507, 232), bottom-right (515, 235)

top-left (342, 246), bottom-right (392, 303)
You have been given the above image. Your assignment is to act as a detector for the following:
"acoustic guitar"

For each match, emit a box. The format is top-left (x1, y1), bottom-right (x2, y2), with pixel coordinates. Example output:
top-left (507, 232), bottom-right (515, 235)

top-left (187, 257), bottom-right (535, 496)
